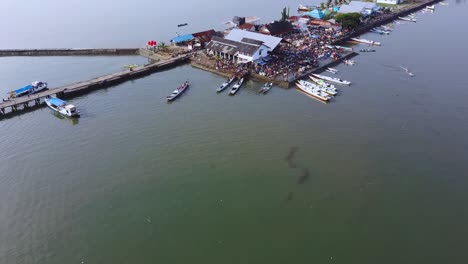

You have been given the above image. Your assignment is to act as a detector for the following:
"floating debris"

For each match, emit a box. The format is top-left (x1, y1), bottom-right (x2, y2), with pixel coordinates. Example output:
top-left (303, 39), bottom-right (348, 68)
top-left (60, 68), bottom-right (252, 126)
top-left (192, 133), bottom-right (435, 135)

top-left (297, 168), bottom-right (310, 184)
top-left (285, 146), bottom-right (299, 168)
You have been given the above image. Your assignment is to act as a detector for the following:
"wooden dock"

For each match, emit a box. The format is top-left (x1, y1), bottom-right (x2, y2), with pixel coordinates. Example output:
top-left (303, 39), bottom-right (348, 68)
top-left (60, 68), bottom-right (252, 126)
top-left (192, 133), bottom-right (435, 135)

top-left (0, 54), bottom-right (191, 117)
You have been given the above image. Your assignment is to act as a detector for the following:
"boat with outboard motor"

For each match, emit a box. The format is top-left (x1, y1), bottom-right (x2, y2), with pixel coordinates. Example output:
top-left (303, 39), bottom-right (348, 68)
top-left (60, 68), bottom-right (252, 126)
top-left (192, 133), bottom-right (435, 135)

top-left (400, 66), bottom-right (414, 77)
top-left (217, 75), bottom-right (236, 92)
top-left (166, 81), bottom-right (189, 101)
top-left (7, 81), bottom-right (48, 99)
top-left (45, 97), bottom-right (80, 117)
top-left (230, 77), bottom-right (244, 95)
top-left (258, 82), bottom-right (273, 94)
top-left (350, 38), bottom-right (381, 46)
top-left (295, 82), bottom-right (330, 102)
top-left (310, 74), bottom-right (351, 86)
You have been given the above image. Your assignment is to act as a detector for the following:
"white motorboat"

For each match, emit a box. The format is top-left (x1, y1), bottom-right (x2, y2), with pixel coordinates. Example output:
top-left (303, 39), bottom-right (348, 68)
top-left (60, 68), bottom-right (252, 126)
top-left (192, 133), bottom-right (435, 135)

top-left (7, 81), bottom-right (48, 99)
top-left (350, 38), bottom-right (381, 46)
top-left (398, 16), bottom-right (417, 22)
top-left (309, 76), bottom-right (337, 90)
top-left (440, 2), bottom-right (449, 6)
top-left (45, 97), bottom-right (80, 117)
top-left (230, 77), bottom-right (244, 95)
top-left (298, 80), bottom-right (337, 96)
top-left (400, 66), bottom-right (414, 77)
top-left (325, 67), bottom-right (339, 74)
top-left (425, 5), bottom-right (435, 10)
top-left (311, 74), bottom-right (351, 86)
top-left (217, 75), bottom-right (236, 92)
top-left (370, 28), bottom-right (390, 35)
top-left (295, 82), bottom-right (330, 102)
top-left (343, 59), bottom-right (355, 66)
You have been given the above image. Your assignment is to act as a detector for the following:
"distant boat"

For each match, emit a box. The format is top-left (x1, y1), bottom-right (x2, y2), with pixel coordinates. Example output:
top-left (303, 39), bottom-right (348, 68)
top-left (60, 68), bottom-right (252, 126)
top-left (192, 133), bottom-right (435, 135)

top-left (359, 49), bottom-right (376, 52)
top-left (370, 28), bottom-right (390, 35)
top-left (229, 77), bottom-right (244, 95)
top-left (350, 38), bottom-right (381, 46)
top-left (177, 23), bottom-right (188, 27)
top-left (166, 81), bottom-right (189, 101)
top-left (400, 66), bottom-right (414, 77)
top-left (440, 2), bottom-right (449, 6)
top-left (7, 81), bottom-right (48, 98)
top-left (325, 67), bottom-right (339, 74)
top-left (45, 97), bottom-right (80, 117)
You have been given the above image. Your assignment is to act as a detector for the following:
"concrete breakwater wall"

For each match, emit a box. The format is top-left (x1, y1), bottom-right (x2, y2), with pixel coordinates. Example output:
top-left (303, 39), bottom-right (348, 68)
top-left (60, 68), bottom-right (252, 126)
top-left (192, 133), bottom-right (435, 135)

top-left (333, 0), bottom-right (440, 45)
top-left (0, 48), bottom-right (139, 57)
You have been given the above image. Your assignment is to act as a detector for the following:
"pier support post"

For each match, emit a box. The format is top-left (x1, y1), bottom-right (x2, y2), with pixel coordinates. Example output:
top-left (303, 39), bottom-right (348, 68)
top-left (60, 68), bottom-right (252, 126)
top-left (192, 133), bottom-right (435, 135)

top-left (24, 102), bottom-right (29, 108)
top-left (0, 108), bottom-right (4, 114)
top-left (35, 98), bottom-right (40, 105)
top-left (12, 105), bottom-right (17, 111)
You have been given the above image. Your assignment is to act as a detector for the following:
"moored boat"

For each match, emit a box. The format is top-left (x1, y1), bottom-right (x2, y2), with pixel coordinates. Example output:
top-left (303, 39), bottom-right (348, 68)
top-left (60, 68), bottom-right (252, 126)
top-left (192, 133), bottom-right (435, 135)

top-left (45, 97), bottom-right (80, 117)
top-left (295, 82), bottom-right (330, 102)
top-left (425, 5), bottom-right (435, 10)
top-left (370, 28), bottom-right (390, 35)
top-left (298, 80), bottom-right (337, 96)
top-left (230, 77), bottom-right (244, 95)
top-left (309, 76), bottom-right (337, 90)
top-left (166, 81), bottom-right (189, 101)
top-left (398, 16), bottom-right (417, 22)
top-left (325, 67), bottom-right (339, 74)
top-left (258, 82), bottom-right (273, 94)
top-left (311, 74), bottom-right (351, 86)
top-left (350, 38), bottom-right (381, 46)
top-left (217, 75), bottom-right (236, 92)
top-left (7, 81), bottom-right (48, 99)
top-left (343, 59), bottom-right (355, 65)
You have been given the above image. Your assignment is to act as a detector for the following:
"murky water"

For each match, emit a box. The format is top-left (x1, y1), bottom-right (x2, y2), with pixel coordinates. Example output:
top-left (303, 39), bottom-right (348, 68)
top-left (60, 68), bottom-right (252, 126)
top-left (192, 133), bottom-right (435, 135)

top-left (1, 1), bottom-right (467, 263)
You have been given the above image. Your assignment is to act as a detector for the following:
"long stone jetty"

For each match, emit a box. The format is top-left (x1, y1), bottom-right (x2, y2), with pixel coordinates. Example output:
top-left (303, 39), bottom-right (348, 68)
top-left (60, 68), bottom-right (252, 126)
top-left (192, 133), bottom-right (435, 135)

top-left (0, 48), bottom-right (139, 57)
top-left (0, 54), bottom-right (191, 118)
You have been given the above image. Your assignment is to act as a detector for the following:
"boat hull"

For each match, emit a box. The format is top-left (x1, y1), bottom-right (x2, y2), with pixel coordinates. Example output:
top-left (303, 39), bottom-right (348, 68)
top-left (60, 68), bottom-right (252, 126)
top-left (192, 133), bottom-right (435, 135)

top-left (295, 84), bottom-right (329, 102)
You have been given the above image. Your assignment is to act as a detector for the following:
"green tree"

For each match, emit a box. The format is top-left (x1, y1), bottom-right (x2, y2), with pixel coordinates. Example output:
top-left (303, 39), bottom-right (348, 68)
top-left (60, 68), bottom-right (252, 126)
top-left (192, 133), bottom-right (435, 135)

top-left (158, 42), bottom-right (168, 50)
top-left (280, 7), bottom-right (290, 21)
top-left (335, 12), bottom-right (362, 29)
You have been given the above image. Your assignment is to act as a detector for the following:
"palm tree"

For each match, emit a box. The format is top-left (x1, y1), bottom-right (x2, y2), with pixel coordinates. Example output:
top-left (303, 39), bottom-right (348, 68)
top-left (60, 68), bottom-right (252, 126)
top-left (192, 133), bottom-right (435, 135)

top-left (158, 42), bottom-right (168, 50)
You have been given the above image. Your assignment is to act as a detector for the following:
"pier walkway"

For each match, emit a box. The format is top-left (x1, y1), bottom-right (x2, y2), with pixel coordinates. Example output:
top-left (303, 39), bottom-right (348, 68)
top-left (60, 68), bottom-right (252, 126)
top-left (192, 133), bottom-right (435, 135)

top-left (0, 48), bottom-right (139, 57)
top-left (0, 54), bottom-right (191, 117)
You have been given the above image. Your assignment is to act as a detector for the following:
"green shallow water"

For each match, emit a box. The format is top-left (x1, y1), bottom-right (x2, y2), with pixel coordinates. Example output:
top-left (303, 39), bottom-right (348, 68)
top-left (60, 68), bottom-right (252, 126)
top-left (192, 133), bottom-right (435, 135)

top-left (1, 1), bottom-right (468, 263)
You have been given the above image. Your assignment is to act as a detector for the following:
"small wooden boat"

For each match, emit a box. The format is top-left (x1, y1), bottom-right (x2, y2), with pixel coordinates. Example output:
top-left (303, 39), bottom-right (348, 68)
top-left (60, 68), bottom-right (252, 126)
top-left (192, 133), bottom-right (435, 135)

top-left (359, 49), bottom-right (376, 52)
top-left (217, 75), bottom-right (236, 92)
top-left (230, 78), bottom-right (244, 95)
top-left (298, 80), bottom-right (337, 96)
top-left (166, 81), bottom-right (189, 101)
top-left (398, 16), bottom-right (417, 22)
top-left (258, 82), bottom-right (273, 94)
top-left (177, 23), bottom-right (188, 27)
top-left (326, 67), bottom-right (339, 74)
top-left (343, 59), bottom-right (355, 66)
top-left (45, 97), bottom-right (80, 117)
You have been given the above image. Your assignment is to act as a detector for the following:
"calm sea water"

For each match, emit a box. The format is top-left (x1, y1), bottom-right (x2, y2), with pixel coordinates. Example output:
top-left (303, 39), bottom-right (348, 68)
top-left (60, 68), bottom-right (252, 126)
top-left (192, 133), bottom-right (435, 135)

top-left (1, 1), bottom-right (468, 264)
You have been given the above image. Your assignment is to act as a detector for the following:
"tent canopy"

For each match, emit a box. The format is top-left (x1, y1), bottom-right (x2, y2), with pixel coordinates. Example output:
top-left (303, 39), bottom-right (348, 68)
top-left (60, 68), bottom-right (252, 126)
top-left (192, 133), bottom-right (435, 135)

top-left (172, 34), bottom-right (194, 44)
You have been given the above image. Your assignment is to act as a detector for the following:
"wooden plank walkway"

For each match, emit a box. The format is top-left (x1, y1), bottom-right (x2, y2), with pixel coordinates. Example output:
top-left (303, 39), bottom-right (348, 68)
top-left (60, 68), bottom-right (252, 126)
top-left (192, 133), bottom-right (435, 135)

top-left (0, 54), bottom-right (191, 116)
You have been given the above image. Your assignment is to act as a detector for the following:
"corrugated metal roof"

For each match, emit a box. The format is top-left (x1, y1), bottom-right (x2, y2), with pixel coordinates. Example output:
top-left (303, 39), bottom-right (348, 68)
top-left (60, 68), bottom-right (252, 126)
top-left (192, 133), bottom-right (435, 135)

top-left (225, 29), bottom-right (282, 51)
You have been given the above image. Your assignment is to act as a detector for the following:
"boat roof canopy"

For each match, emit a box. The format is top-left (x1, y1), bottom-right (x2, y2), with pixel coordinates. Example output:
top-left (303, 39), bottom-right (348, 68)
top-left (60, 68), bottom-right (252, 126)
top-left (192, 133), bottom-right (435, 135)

top-left (48, 97), bottom-right (66, 106)
top-left (14, 85), bottom-right (33, 94)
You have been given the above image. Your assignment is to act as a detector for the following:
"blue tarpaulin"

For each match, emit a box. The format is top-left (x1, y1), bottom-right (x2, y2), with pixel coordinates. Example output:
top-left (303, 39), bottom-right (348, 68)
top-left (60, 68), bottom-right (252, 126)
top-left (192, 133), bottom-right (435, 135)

top-left (48, 97), bottom-right (66, 106)
top-left (172, 34), bottom-right (194, 44)
top-left (306, 9), bottom-right (324, 19)
top-left (333, 7), bottom-right (340, 12)
top-left (13, 85), bottom-right (33, 96)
